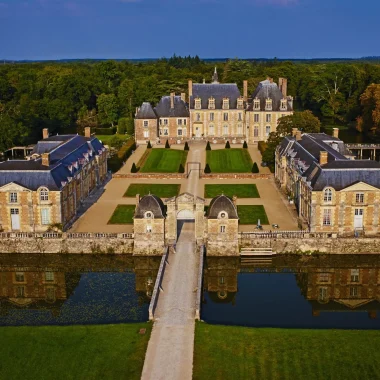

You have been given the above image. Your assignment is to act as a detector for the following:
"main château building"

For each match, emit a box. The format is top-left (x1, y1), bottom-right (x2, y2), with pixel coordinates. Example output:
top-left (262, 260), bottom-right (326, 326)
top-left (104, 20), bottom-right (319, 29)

top-left (135, 69), bottom-right (293, 144)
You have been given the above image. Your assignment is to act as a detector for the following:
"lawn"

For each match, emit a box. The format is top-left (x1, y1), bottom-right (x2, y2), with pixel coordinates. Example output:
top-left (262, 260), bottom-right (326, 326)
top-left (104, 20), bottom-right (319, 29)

top-left (205, 184), bottom-right (260, 198)
top-left (0, 323), bottom-right (151, 380)
top-left (108, 205), bottom-right (135, 224)
top-left (96, 134), bottom-right (130, 146)
top-left (237, 205), bottom-right (269, 224)
top-left (206, 149), bottom-right (253, 173)
top-left (140, 149), bottom-right (188, 173)
top-left (194, 323), bottom-right (380, 380)
top-left (124, 184), bottom-right (180, 198)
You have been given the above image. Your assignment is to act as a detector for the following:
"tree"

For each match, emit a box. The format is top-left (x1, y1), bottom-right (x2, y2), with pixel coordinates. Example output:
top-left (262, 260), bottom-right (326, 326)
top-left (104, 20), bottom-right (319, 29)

top-left (243, 140), bottom-right (248, 149)
top-left (97, 93), bottom-right (119, 127)
top-left (178, 163), bottom-right (185, 173)
top-left (206, 141), bottom-right (211, 150)
top-left (204, 163), bottom-right (211, 173)
top-left (165, 140), bottom-right (170, 149)
top-left (131, 162), bottom-right (138, 173)
top-left (252, 162), bottom-right (259, 173)
top-left (277, 111), bottom-right (321, 137)
top-left (225, 141), bottom-right (231, 149)
top-left (117, 117), bottom-right (128, 134)
top-left (184, 141), bottom-right (189, 151)
top-left (108, 135), bottom-right (124, 150)
top-left (76, 106), bottom-right (98, 134)
top-left (358, 84), bottom-right (380, 134)
top-left (147, 140), bottom-right (152, 149)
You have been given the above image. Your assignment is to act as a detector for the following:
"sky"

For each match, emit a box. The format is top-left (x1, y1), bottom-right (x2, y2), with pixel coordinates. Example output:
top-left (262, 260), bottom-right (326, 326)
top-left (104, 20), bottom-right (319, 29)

top-left (0, 0), bottom-right (379, 60)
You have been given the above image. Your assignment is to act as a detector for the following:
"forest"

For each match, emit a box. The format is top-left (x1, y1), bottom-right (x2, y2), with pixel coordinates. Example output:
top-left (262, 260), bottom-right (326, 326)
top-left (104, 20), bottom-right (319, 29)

top-left (0, 56), bottom-right (380, 153)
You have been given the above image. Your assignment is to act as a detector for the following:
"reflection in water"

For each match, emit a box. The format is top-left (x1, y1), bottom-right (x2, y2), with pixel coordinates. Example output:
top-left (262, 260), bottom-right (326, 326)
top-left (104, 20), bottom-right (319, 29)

top-left (0, 254), bottom-right (160, 326)
top-left (202, 255), bottom-right (380, 329)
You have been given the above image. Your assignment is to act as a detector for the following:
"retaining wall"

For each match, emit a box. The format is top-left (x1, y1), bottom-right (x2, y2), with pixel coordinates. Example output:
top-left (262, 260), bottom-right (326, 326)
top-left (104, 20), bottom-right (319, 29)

top-left (113, 173), bottom-right (187, 179)
top-left (200, 173), bottom-right (271, 179)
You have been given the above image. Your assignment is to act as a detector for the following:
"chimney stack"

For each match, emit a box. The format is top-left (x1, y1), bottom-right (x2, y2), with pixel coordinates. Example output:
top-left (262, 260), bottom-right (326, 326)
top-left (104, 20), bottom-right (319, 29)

top-left (41, 153), bottom-right (50, 167)
top-left (85, 127), bottom-right (91, 138)
top-left (292, 128), bottom-right (298, 137)
top-left (279, 77), bottom-right (288, 98)
top-left (181, 93), bottom-right (186, 102)
top-left (42, 128), bottom-right (49, 140)
top-left (243, 80), bottom-right (248, 102)
top-left (332, 128), bottom-right (339, 139)
top-left (296, 130), bottom-right (302, 141)
top-left (188, 80), bottom-right (193, 97)
top-left (170, 92), bottom-right (175, 109)
top-left (319, 151), bottom-right (328, 166)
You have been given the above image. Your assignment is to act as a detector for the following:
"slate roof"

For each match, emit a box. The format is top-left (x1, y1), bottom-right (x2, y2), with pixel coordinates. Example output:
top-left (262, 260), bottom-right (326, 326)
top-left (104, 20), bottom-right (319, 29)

top-left (135, 102), bottom-right (157, 119)
top-left (154, 96), bottom-right (189, 118)
top-left (134, 194), bottom-right (166, 219)
top-left (190, 83), bottom-right (241, 109)
top-left (207, 195), bottom-right (238, 219)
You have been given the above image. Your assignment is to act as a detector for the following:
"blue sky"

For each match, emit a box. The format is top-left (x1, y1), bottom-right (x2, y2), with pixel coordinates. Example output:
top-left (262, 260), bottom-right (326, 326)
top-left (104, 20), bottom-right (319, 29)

top-left (0, 0), bottom-right (379, 60)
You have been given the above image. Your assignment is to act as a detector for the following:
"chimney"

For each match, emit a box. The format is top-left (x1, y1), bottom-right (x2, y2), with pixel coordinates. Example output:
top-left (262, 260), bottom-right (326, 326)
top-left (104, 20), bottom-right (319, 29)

top-left (170, 92), bottom-right (175, 109)
top-left (296, 130), bottom-right (302, 141)
top-left (181, 93), bottom-right (186, 102)
top-left (332, 128), bottom-right (339, 139)
top-left (279, 77), bottom-right (288, 97)
top-left (232, 195), bottom-right (237, 207)
top-left (319, 151), bottom-right (328, 166)
top-left (188, 80), bottom-right (193, 97)
top-left (42, 128), bottom-right (49, 139)
top-left (292, 128), bottom-right (298, 137)
top-left (243, 80), bottom-right (248, 101)
top-left (85, 127), bottom-right (91, 138)
top-left (41, 153), bottom-right (50, 167)
top-left (136, 193), bottom-right (140, 206)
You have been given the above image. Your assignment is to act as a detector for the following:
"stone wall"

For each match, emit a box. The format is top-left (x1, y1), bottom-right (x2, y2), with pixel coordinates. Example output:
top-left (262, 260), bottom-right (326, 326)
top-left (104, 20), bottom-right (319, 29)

top-left (113, 173), bottom-right (187, 179)
top-left (200, 173), bottom-right (271, 180)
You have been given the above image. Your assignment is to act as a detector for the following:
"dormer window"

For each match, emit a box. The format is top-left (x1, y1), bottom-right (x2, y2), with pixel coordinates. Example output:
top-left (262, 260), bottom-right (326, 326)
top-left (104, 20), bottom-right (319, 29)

top-left (254, 98), bottom-right (260, 110)
top-left (39, 188), bottom-right (49, 201)
top-left (195, 97), bottom-right (201, 110)
top-left (145, 211), bottom-right (153, 219)
top-left (265, 99), bottom-right (272, 111)
top-left (280, 99), bottom-right (287, 111)
top-left (222, 98), bottom-right (229, 110)
top-left (237, 97), bottom-right (244, 110)
top-left (73, 161), bottom-right (78, 169)
top-left (68, 165), bottom-right (73, 173)
top-left (208, 97), bottom-right (215, 110)
top-left (218, 211), bottom-right (228, 219)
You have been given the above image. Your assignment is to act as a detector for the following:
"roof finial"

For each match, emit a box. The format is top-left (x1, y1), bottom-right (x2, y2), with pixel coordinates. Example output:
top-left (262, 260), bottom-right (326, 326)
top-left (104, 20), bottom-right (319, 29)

top-left (212, 67), bottom-right (219, 84)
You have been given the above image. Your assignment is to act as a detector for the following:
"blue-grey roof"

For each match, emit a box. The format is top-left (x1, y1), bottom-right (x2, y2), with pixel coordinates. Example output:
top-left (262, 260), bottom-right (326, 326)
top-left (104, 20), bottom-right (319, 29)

top-left (154, 96), bottom-right (189, 118)
top-left (134, 194), bottom-right (166, 218)
top-left (207, 195), bottom-right (238, 219)
top-left (190, 83), bottom-right (241, 109)
top-left (135, 102), bottom-right (157, 119)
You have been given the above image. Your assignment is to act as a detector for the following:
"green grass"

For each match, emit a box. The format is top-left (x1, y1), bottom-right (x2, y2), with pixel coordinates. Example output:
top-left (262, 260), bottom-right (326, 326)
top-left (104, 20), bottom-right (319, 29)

top-left (237, 205), bottom-right (269, 224)
top-left (206, 149), bottom-right (253, 173)
top-left (0, 323), bottom-right (151, 380)
top-left (124, 184), bottom-right (180, 198)
top-left (96, 134), bottom-right (130, 145)
top-left (108, 205), bottom-right (135, 224)
top-left (140, 149), bottom-right (188, 173)
top-left (194, 323), bottom-right (380, 380)
top-left (205, 184), bottom-right (260, 198)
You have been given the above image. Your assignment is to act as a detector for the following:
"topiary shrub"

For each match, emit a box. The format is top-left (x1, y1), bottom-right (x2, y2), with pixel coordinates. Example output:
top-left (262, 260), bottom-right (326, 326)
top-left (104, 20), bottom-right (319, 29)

top-left (206, 141), bottom-right (211, 151)
top-left (131, 162), bottom-right (138, 173)
top-left (252, 162), bottom-right (259, 173)
top-left (178, 164), bottom-right (185, 173)
top-left (147, 140), bottom-right (152, 149)
top-left (243, 140), bottom-right (248, 149)
top-left (184, 141), bottom-right (189, 151)
top-left (165, 140), bottom-right (170, 149)
top-left (225, 141), bottom-right (231, 149)
top-left (204, 163), bottom-right (211, 173)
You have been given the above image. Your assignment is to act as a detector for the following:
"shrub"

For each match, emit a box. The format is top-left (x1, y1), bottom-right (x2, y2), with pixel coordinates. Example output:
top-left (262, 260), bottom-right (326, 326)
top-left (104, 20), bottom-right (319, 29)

top-left (258, 141), bottom-right (268, 155)
top-left (131, 162), bottom-right (138, 173)
top-left (225, 141), bottom-right (231, 149)
top-left (165, 140), bottom-right (170, 149)
top-left (147, 141), bottom-right (152, 149)
top-left (107, 139), bottom-right (136, 172)
top-left (204, 163), bottom-right (211, 173)
top-left (117, 118), bottom-right (128, 134)
top-left (108, 136), bottom-right (124, 150)
top-left (95, 127), bottom-right (117, 135)
top-left (243, 140), bottom-right (248, 149)
top-left (206, 141), bottom-right (211, 151)
top-left (178, 163), bottom-right (185, 173)
top-left (184, 141), bottom-right (189, 151)
top-left (252, 162), bottom-right (259, 173)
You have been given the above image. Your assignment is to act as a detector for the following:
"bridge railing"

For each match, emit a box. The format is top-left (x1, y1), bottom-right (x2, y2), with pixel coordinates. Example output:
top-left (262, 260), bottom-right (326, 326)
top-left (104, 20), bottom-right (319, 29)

top-left (0, 232), bottom-right (134, 239)
top-left (239, 231), bottom-right (336, 239)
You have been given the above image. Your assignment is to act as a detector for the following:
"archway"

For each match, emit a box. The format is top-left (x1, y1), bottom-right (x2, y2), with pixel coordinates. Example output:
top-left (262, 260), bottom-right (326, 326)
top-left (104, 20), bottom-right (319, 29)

top-left (176, 209), bottom-right (195, 239)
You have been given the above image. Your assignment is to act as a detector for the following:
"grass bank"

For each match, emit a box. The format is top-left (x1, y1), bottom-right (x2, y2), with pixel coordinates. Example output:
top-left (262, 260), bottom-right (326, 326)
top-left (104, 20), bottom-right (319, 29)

top-left (194, 323), bottom-right (380, 380)
top-left (0, 323), bottom-right (151, 380)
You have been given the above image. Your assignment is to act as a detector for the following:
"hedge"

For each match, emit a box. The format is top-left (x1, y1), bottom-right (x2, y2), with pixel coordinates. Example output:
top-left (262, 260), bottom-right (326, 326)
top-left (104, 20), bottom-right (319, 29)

top-left (258, 141), bottom-right (268, 155)
top-left (108, 139), bottom-right (136, 172)
top-left (95, 127), bottom-right (117, 135)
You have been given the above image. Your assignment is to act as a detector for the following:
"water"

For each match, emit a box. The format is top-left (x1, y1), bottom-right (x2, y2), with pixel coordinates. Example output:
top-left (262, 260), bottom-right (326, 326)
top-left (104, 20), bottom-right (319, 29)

top-left (202, 255), bottom-right (380, 329)
top-left (0, 254), bottom-right (160, 326)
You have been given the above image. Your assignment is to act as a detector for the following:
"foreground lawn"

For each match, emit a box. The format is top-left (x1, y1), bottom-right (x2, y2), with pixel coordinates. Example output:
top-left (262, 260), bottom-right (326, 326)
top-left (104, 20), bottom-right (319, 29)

top-left (205, 184), bottom-right (260, 198)
top-left (124, 184), bottom-right (180, 198)
top-left (108, 205), bottom-right (135, 224)
top-left (237, 205), bottom-right (269, 224)
top-left (140, 149), bottom-right (188, 173)
top-left (194, 323), bottom-right (380, 380)
top-left (0, 323), bottom-right (151, 380)
top-left (206, 149), bottom-right (253, 173)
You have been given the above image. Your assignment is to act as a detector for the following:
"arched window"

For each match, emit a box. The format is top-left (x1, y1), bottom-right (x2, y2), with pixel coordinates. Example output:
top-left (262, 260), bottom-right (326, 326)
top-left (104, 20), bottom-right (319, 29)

top-left (145, 211), bottom-right (153, 219)
top-left (324, 188), bottom-right (332, 202)
top-left (218, 211), bottom-right (228, 219)
top-left (39, 188), bottom-right (49, 201)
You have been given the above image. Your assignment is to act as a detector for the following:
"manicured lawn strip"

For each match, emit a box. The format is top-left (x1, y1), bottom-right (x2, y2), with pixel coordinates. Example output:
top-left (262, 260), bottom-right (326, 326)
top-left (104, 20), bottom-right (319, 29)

top-left (96, 134), bottom-right (130, 145)
top-left (108, 205), bottom-right (135, 224)
top-left (205, 184), bottom-right (260, 198)
top-left (194, 323), bottom-right (380, 380)
top-left (206, 149), bottom-right (253, 173)
top-left (237, 205), bottom-right (269, 224)
top-left (124, 184), bottom-right (180, 198)
top-left (0, 323), bottom-right (152, 380)
top-left (140, 149), bottom-right (188, 173)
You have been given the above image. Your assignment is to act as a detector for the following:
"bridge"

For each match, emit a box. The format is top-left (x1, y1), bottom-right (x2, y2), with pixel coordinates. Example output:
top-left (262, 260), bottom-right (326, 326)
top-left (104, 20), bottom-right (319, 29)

top-left (346, 143), bottom-right (380, 160)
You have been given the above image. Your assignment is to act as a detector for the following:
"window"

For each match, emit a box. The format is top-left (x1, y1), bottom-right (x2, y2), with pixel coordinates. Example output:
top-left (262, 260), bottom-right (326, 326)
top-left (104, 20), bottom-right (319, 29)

top-left (318, 287), bottom-right (327, 301)
top-left (324, 188), bottom-right (332, 202)
top-left (195, 98), bottom-right (201, 109)
top-left (9, 192), bottom-right (17, 203)
top-left (39, 188), bottom-right (49, 201)
top-left (16, 286), bottom-right (25, 297)
top-left (350, 287), bottom-right (358, 297)
top-left (323, 209), bottom-right (332, 226)
top-left (143, 130), bottom-right (149, 138)
top-left (220, 226), bottom-right (226, 233)
top-left (15, 272), bottom-right (25, 282)
top-left (41, 209), bottom-right (50, 225)
top-left (266, 114), bottom-right (271, 123)
top-left (164, 119), bottom-right (168, 125)
top-left (220, 212), bottom-right (226, 219)
top-left (223, 125), bottom-right (228, 135)
top-left (143, 120), bottom-right (149, 128)
top-left (237, 124), bottom-right (242, 135)
top-left (237, 98), bottom-right (244, 109)
top-left (280, 99), bottom-right (287, 111)
top-left (254, 126), bottom-right (259, 137)
top-left (254, 99), bottom-right (260, 110)
top-left (183, 128), bottom-right (187, 137)
top-left (222, 98), bottom-right (229, 110)
top-left (356, 193), bottom-right (364, 203)
top-left (196, 113), bottom-right (201, 121)
top-left (265, 99), bottom-right (272, 111)
top-left (46, 287), bottom-right (56, 302)
top-left (209, 113), bottom-right (214, 121)
top-left (318, 273), bottom-right (330, 282)
top-left (254, 114), bottom-right (259, 122)
top-left (146, 225), bottom-right (152, 233)
top-left (177, 119), bottom-right (182, 125)
top-left (223, 113), bottom-right (228, 121)
top-left (208, 125), bottom-right (215, 136)
top-left (219, 277), bottom-right (225, 285)
top-left (145, 212), bottom-right (152, 219)
top-left (238, 113), bottom-right (242, 121)
top-left (350, 269), bottom-right (359, 283)
top-left (177, 129), bottom-right (183, 136)
top-left (265, 126), bottom-right (270, 136)
top-left (208, 98), bottom-right (215, 109)
top-left (164, 129), bottom-right (168, 136)
top-left (45, 271), bottom-right (55, 282)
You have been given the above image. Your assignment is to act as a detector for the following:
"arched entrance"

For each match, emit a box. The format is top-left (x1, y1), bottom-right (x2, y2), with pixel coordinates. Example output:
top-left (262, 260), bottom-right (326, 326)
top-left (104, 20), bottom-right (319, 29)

top-left (176, 209), bottom-right (195, 239)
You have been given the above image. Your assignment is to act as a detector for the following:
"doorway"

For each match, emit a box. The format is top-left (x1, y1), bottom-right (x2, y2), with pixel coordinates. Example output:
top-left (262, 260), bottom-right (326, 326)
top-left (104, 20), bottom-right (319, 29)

top-left (354, 208), bottom-right (364, 229)
top-left (11, 208), bottom-right (20, 230)
top-left (176, 209), bottom-right (195, 240)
